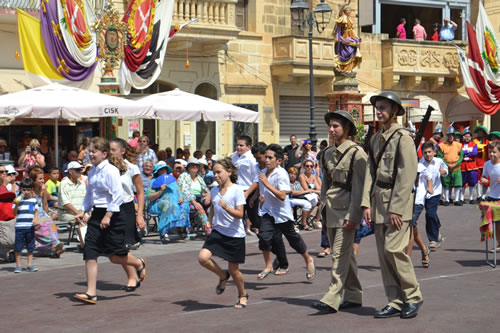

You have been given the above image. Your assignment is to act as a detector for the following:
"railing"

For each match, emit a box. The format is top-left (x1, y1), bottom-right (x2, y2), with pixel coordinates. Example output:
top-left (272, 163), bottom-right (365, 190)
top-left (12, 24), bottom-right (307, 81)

top-left (172, 0), bottom-right (237, 27)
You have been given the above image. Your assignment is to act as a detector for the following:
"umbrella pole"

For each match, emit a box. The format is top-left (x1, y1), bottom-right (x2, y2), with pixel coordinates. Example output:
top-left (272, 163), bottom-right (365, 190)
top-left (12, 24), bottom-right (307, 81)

top-left (55, 118), bottom-right (59, 169)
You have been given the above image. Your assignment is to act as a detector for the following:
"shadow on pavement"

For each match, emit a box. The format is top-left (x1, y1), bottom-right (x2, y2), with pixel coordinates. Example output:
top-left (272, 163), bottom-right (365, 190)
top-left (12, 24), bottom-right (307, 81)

top-left (54, 292), bottom-right (140, 305)
top-left (172, 299), bottom-right (229, 312)
top-left (74, 280), bottom-right (125, 291)
top-left (445, 248), bottom-right (487, 254)
top-left (263, 296), bottom-right (316, 308)
top-left (455, 259), bottom-right (489, 267)
top-left (358, 265), bottom-right (380, 272)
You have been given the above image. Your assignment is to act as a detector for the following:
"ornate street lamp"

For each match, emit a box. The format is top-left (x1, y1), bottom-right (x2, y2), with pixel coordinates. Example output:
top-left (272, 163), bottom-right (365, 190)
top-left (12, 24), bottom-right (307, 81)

top-left (290, 0), bottom-right (332, 150)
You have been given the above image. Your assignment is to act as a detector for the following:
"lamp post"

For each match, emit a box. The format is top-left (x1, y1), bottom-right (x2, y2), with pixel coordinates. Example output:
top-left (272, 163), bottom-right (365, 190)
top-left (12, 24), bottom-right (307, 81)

top-left (290, 0), bottom-right (332, 151)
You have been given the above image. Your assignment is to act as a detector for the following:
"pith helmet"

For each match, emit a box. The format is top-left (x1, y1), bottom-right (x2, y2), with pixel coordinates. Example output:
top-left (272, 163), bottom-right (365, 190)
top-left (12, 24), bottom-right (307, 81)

top-left (324, 110), bottom-right (357, 136)
top-left (370, 91), bottom-right (405, 116)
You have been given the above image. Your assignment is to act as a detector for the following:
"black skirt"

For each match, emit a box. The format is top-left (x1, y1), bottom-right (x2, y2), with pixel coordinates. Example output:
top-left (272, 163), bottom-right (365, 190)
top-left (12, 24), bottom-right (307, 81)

top-left (122, 201), bottom-right (141, 245)
top-left (83, 207), bottom-right (129, 260)
top-left (202, 229), bottom-right (246, 264)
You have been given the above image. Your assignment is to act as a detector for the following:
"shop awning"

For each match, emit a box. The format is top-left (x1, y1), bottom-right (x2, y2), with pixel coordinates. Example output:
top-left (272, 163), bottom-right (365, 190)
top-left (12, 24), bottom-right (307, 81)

top-left (408, 95), bottom-right (443, 123)
top-left (446, 94), bottom-right (485, 122)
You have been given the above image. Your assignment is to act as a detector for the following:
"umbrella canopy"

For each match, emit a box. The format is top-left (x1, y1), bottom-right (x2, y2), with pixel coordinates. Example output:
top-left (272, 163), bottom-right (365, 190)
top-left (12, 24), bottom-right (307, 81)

top-left (139, 88), bottom-right (259, 123)
top-left (0, 83), bottom-right (153, 119)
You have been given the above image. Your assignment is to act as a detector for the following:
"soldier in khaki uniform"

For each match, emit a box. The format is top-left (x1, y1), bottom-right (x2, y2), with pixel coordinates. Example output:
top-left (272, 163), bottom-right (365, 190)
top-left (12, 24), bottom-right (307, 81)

top-left (361, 91), bottom-right (424, 319)
top-left (311, 110), bottom-right (366, 314)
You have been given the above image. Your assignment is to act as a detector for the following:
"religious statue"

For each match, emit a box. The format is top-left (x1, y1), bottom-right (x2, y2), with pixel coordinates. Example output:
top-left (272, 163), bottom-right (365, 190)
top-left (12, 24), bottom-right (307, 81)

top-left (333, 0), bottom-right (362, 73)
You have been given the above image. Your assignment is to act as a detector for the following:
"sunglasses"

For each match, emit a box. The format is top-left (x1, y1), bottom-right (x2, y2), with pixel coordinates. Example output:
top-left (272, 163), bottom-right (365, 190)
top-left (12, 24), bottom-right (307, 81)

top-left (305, 165), bottom-right (314, 168)
top-left (0, 170), bottom-right (6, 174)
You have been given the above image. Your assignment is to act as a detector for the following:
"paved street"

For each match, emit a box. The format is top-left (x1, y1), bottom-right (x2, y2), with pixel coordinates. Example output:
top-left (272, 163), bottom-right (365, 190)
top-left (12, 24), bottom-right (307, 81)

top-left (1, 203), bottom-right (499, 332)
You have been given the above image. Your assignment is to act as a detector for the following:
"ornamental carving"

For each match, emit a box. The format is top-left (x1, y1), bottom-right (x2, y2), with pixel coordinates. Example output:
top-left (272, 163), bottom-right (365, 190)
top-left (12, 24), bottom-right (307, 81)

top-left (397, 49), bottom-right (417, 66)
top-left (420, 50), bottom-right (441, 68)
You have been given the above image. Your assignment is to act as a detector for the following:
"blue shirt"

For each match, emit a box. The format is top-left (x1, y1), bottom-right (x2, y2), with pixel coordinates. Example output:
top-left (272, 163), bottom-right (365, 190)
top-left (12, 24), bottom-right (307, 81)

top-left (439, 25), bottom-right (455, 41)
top-left (16, 197), bottom-right (39, 229)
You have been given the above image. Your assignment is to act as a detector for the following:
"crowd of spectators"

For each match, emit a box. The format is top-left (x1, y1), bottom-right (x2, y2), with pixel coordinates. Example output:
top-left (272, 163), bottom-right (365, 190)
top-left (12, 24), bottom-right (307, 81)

top-left (396, 17), bottom-right (458, 41)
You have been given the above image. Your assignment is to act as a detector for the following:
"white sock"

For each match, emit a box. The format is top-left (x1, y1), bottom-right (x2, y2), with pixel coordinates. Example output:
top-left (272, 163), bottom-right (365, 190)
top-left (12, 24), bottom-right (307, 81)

top-left (445, 189), bottom-right (450, 202)
top-left (460, 188), bottom-right (465, 201)
top-left (476, 183), bottom-right (482, 198)
top-left (482, 185), bottom-right (488, 199)
top-left (469, 187), bottom-right (475, 201)
top-left (454, 188), bottom-right (461, 202)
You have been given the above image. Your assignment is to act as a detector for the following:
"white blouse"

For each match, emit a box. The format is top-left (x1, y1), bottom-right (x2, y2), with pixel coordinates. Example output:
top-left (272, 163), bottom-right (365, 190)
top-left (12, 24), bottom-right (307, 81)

top-left (121, 159), bottom-right (140, 204)
top-left (83, 159), bottom-right (124, 212)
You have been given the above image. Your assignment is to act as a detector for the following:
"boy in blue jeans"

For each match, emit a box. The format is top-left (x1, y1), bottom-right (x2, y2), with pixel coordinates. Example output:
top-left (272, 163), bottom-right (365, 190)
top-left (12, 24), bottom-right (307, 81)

top-left (14, 178), bottom-right (40, 273)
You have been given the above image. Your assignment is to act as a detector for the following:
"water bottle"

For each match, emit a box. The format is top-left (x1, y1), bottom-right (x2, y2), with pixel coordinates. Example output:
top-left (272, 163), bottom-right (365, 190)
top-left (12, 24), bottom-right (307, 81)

top-left (14, 193), bottom-right (24, 205)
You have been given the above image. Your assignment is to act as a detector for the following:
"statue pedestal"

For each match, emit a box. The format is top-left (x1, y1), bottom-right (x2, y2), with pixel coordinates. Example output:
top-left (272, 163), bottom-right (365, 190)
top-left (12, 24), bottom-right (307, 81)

top-left (327, 72), bottom-right (365, 125)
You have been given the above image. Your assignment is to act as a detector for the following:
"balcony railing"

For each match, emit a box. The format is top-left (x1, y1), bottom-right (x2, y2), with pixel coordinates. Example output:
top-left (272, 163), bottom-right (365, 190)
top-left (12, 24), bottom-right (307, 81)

top-left (271, 36), bottom-right (335, 80)
top-left (173, 0), bottom-right (236, 27)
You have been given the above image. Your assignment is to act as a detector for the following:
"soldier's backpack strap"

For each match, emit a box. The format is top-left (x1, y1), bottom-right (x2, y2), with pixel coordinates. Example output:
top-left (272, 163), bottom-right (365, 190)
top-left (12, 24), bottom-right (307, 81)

top-left (330, 144), bottom-right (360, 192)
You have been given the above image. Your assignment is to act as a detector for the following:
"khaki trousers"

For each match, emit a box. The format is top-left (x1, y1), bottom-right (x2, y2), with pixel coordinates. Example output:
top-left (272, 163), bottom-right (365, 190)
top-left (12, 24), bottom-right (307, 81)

top-left (320, 227), bottom-right (362, 310)
top-left (375, 222), bottom-right (423, 310)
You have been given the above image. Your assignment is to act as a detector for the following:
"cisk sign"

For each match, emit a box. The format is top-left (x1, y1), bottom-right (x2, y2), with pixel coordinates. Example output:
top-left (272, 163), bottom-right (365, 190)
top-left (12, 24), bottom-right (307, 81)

top-left (102, 107), bottom-right (119, 115)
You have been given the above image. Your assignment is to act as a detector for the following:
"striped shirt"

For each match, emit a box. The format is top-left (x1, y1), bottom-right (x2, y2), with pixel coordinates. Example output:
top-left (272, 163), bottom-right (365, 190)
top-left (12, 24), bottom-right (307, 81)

top-left (58, 177), bottom-right (86, 214)
top-left (15, 197), bottom-right (39, 229)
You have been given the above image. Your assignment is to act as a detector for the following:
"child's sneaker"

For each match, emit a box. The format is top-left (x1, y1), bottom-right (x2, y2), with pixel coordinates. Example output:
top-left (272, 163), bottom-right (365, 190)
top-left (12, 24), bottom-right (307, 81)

top-left (14, 266), bottom-right (22, 274)
top-left (26, 265), bottom-right (39, 272)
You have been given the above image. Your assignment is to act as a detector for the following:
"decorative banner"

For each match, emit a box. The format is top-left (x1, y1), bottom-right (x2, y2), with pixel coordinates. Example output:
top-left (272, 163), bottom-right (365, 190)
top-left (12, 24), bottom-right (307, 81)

top-left (57, 0), bottom-right (98, 67)
top-left (120, 0), bottom-right (196, 95)
top-left (457, 3), bottom-right (500, 115)
top-left (122, 0), bottom-right (156, 72)
top-left (40, 0), bottom-right (97, 82)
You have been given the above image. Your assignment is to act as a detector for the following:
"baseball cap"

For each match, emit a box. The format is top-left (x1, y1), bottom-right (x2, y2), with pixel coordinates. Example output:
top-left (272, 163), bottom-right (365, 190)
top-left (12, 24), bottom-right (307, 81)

top-left (65, 161), bottom-right (84, 172)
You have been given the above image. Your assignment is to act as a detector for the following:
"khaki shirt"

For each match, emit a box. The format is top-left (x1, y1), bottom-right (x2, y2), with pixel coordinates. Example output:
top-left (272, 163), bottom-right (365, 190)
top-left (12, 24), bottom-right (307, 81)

top-left (361, 124), bottom-right (417, 224)
top-left (321, 141), bottom-right (367, 228)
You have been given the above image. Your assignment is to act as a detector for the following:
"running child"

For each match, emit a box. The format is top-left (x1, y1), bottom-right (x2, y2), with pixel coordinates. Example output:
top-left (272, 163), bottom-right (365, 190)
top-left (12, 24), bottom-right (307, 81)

top-left (198, 158), bottom-right (248, 309)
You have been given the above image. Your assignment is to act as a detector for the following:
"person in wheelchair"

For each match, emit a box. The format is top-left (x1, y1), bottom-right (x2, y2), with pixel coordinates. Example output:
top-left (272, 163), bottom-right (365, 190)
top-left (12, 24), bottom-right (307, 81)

top-left (178, 158), bottom-right (211, 236)
top-left (146, 163), bottom-right (190, 242)
top-left (288, 167), bottom-right (319, 231)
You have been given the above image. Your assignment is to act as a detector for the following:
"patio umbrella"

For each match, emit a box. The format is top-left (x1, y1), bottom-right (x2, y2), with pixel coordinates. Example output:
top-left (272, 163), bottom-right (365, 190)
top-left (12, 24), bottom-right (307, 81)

top-left (0, 83), bottom-right (153, 166)
top-left (138, 88), bottom-right (260, 123)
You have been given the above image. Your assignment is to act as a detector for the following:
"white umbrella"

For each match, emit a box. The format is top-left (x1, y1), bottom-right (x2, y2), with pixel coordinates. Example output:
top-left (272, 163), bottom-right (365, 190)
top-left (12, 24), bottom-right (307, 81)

top-left (0, 83), bottom-right (153, 166)
top-left (0, 83), bottom-right (153, 119)
top-left (139, 88), bottom-right (260, 123)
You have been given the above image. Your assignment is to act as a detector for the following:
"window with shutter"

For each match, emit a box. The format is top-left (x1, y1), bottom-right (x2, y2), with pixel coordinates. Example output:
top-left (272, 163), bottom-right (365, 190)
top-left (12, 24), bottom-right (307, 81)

top-left (235, 0), bottom-right (248, 31)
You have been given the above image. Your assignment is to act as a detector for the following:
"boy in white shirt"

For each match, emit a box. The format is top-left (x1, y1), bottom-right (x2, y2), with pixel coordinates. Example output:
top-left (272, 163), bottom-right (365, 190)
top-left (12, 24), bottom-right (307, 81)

top-left (232, 136), bottom-right (258, 235)
top-left (257, 144), bottom-right (316, 281)
top-left (419, 142), bottom-right (448, 250)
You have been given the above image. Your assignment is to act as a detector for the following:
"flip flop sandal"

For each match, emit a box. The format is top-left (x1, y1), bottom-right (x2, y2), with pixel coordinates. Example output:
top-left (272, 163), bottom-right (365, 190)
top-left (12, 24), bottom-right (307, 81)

top-left (488, 247), bottom-right (500, 253)
top-left (274, 268), bottom-right (289, 275)
top-left (136, 258), bottom-right (147, 282)
top-left (216, 271), bottom-right (230, 295)
top-left (257, 270), bottom-right (272, 280)
top-left (74, 293), bottom-right (97, 304)
top-left (317, 250), bottom-right (330, 258)
top-left (306, 262), bottom-right (316, 281)
top-left (421, 248), bottom-right (431, 268)
top-left (234, 294), bottom-right (249, 309)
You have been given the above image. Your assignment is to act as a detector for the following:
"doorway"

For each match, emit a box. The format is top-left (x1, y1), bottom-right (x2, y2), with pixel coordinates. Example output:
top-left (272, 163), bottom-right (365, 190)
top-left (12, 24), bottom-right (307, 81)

top-left (195, 83), bottom-right (217, 152)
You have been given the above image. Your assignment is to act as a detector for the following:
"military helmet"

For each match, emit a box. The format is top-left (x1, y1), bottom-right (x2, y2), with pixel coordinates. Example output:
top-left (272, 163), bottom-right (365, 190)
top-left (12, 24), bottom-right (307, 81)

top-left (370, 91), bottom-right (405, 116)
top-left (324, 110), bottom-right (357, 136)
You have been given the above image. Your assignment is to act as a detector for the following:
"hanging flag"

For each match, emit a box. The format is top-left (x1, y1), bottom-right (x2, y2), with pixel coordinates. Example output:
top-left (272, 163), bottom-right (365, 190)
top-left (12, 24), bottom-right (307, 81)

top-left (57, 0), bottom-right (98, 68)
top-left (40, 0), bottom-right (96, 84)
top-left (457, 3), bottom-right (500, 115)
top-left (120, 0), bottom-right (197, 95)
top-left (122, 0), bottom-right (156, 72)
top-left (17, 9), bottom-right (65, 82)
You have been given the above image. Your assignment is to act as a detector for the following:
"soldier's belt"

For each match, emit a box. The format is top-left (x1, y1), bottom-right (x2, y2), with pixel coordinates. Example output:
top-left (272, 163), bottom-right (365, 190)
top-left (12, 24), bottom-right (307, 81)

top-left (375, 180), bottom-right (394, 189)
top-left (331, 181), bottom-right (351, 191)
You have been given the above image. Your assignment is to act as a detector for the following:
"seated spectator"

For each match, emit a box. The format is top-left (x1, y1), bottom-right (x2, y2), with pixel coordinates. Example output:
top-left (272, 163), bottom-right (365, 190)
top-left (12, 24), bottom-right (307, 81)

top-left (157, 150), bottom-right (167, 162)
top-left (62, 150), bottom-right (78, 177)
top-left (0, 138), bottom-right (8, 158)
top-left (136, 136), bottom-right (158, 170)
top-left (205, 149), bottom-right (214, 163)
top-left (0, 166), bottom-right (15, 222)
top-left (173, 159), bottom-right (186, 179)
top-left (298, 160), bottom-right (322, 229)
top-left (5, 165), bottom-right (19, 194)
top-left (146, 163), bottom-right (190, 242)
top-left (193, 150), bottom-right (203, 159)
top-left (78, 137), bottom-right (91, 164)
top-left (183, 148), bottom-right (191, 160)
top-left (165, 147), bottom-right (175, 166)
top-left (39, 135), bottom-right (54, 172)
top-left (18, 139), bottom-right (46, 176)
top-left (128, 130), bottom-right (140, 148)
top-left (178, 158), bottom-right (211, 234)
top-left (439, 18), bottom-right (457, 41)
top-left (141, 159), bottom-right (155, 193)
top-left (175, 148), bottom-right (184, 159)
top-left (57, 162), bottom-right (87, 248)
top-left (0, 165), bottom-right (7, 188)
top-left (30, 167), bottom-right (64, 257)
top-left (200, 159), bottom-right (215, 187)
top-left (288, 167), bottom-right (318, 231)
top-left (45, 168), bottom-right (60, 208)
